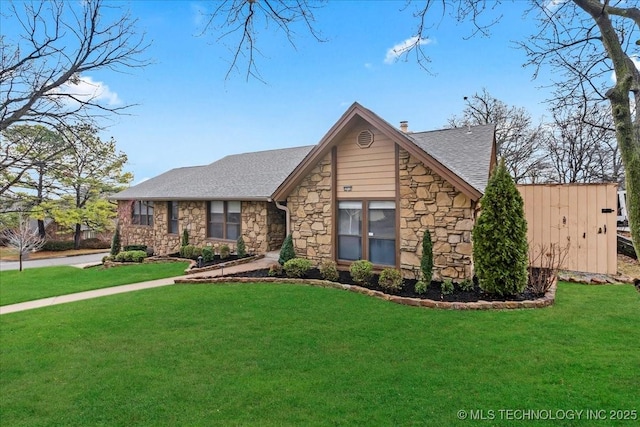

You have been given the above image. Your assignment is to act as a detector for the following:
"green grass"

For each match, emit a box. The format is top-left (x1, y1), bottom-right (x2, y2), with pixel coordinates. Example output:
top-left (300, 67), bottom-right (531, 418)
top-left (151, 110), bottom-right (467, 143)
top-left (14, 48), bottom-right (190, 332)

top-left (1, 282), bottom-right (639, 426)
top-left (0, 263), bottom-right (189, 306)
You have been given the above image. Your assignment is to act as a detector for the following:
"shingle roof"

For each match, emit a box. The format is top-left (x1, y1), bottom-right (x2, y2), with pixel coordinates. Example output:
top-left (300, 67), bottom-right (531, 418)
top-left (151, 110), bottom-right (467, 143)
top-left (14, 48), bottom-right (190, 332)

top-left (112, 145), bottom-right (315, 201)
top-left (112, 104), bottom-right (495, 202)
top-left (408, 124), bottom-right (495, 194)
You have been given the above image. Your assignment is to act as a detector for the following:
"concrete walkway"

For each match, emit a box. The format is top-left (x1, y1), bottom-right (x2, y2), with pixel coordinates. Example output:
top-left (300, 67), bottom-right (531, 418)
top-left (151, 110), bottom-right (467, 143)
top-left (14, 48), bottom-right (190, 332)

top-left (0, 253), bottom-right (278, 315)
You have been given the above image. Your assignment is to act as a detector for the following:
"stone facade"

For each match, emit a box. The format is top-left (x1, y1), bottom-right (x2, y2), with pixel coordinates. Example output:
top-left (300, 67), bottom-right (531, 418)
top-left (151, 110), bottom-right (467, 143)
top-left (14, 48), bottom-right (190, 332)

top-left (118, 146), bottom-right (477, 281)
top-left (285, 148), bottom-right (475, 281)
top-left (117, 200), bottom-right (286, 256)
top-left (287, 155), bottom-right (333, 263)
top-left (398, 149), bottom-right (475, 280)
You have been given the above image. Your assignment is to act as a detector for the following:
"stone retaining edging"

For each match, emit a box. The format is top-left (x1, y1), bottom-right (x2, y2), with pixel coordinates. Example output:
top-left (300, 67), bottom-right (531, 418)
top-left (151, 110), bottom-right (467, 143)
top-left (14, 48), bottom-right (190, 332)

top-left (174, 276), bottom-right (557, 310)
top-left (184, 254), bottom-right (265, 275)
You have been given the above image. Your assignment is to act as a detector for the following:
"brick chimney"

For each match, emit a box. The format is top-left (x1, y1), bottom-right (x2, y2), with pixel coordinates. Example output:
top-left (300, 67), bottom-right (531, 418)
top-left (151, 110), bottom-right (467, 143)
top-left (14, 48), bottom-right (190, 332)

top-left (399, 121), bottom-right (409, 133)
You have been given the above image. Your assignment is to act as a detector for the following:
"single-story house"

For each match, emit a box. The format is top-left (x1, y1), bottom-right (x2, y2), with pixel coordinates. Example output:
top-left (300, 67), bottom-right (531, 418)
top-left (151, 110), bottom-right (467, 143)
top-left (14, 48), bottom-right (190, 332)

top-left (112, 103), bottom-right (496, 280)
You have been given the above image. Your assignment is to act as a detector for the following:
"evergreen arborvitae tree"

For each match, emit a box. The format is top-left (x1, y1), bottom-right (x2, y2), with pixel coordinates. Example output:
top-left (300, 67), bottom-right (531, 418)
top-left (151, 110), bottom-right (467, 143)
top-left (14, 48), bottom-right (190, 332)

top-left (236, 235), bottom-right (246, 257)
top-left (181, 229), bottom-right (189, 247)
top-left (421, 229), bottom-right (434, 285)
top-left (110, 226), bottom-right (121, 256)
top-left (278, 234), bottom-right (296, 265)
top-left (472, 159), bottom-right (529, 296)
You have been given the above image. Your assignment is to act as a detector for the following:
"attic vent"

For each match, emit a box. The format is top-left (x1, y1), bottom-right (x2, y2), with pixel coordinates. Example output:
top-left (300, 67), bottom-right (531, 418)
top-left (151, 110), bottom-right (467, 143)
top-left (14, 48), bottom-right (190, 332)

top-left (356, 129), bottom-right (374, 148)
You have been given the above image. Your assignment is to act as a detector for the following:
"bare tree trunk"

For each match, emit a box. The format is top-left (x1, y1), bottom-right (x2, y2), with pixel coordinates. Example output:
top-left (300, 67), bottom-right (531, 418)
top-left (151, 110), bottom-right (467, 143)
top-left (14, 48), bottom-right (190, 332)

top-left (74, 223), bottom-right (82, 250)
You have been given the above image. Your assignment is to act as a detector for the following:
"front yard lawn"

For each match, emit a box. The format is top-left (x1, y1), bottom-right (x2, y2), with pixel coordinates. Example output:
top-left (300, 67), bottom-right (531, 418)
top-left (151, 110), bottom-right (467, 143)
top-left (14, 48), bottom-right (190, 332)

top-left (1, 282), bottom-right (638, 426)
top-left (0, 263), bottom-right (189, 306)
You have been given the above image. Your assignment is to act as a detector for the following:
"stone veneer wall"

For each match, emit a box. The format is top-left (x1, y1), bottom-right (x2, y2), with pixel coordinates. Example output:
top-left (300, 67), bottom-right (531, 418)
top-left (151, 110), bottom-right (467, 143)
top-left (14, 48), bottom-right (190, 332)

top-left (287, 155), bottom-right (333, 263)
top-left (398, 149), bottom-right (474, 280)
top-left (117, 200), bottom-right (281, 255)
top-left (242, 201), bottom-right (286, 253)
top-left (266, 202), bottom-right (286, 251)
top-left (284, 149), bottom-right (475, 281)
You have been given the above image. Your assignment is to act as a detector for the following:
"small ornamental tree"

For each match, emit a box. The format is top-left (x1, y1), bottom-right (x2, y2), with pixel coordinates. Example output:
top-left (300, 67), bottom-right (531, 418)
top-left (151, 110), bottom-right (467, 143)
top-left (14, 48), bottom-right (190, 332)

top-left (421, 229), bottom-right (434, 285)
top-left (278, 234), bottom-right (295, 265)
top-left (110, 226), bottom-right (121, 256)
top-left (472, 159), bottom-right (529, 296)
top-left (236, 235), bottom-right (246, 257)
top-left (181, 229), bottom-right (189, 247)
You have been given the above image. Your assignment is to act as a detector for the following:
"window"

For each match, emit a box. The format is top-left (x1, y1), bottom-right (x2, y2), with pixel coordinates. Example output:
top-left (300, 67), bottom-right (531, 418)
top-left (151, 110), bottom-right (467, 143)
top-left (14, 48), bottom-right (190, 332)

top-left (368, 201), bottom-right (396, 266)
top-left (132, 201), bottom-right (154, 226)
top-left (168, 201), bottom-right (179, 234)
top-left (208, 201), bottom-right (241, 240)
top-left (337, 200), bottom-right (396, 266)
top-left (338, 201), bottom-right (362, 261)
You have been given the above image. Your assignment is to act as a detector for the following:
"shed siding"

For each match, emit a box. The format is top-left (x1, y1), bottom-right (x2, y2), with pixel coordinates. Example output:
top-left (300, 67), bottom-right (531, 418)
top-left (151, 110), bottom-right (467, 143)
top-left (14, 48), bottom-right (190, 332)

top-left (517, 183), bottom-right (617, 275)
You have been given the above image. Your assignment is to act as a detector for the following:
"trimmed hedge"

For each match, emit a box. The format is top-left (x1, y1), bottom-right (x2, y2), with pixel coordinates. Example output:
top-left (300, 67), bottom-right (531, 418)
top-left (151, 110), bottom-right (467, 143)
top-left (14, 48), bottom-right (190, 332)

top-left (42, 241), bottom-right (75, 251)
top-left (114, 250), bottom-right (148, 263)
top-left (79, 238), bottom-right (110, 250)
top-left (124, 244), bottom-right (147, 252)
top-left (283, 258), bottom-right (313, 278)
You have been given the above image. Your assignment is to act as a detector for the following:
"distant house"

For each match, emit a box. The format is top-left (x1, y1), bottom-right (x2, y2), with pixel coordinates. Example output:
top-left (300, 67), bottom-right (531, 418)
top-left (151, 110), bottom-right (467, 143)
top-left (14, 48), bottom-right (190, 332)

top-left (112, 103), bottom-right (496, 280)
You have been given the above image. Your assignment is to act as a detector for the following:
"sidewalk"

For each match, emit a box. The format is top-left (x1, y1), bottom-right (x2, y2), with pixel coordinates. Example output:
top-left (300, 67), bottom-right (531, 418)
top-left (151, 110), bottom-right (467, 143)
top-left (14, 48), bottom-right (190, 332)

top-left (0, 253), bottom-right (277, 315)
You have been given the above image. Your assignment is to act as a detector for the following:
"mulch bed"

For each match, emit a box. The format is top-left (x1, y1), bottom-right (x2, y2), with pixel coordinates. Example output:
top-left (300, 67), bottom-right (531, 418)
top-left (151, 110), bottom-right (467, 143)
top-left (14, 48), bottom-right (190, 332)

top-left (226, 268), bottom-right (545, 302)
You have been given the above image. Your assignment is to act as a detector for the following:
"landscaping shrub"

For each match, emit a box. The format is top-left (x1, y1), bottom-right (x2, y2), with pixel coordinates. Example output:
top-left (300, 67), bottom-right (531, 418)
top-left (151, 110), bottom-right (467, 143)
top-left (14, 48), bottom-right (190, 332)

top-left (350, 260), bottom-right (373, 285)
top-left (236, 236), bottom-right (246, 257)
top-left (219, 244), bottom-right (230, 259)
top-left (180, 245), bottom-right (196, 259)
top-left (115, 250), bottom-right (147, 263)
top-left (79, 238), bottom-right (110, 249)
top-left (268, 263), bottom-right (283, 276)
top-left (110, 227), bottom-right (121, 256)
top-left (472, 159), bottom-right (528, 296)
top-left (202, 247), bottom-right (214, 263)
top-left (459, 278), bottom-right (474, 292)
top-left (528, 243), bottom-right (569, 295)
top-left (441, 279), bottom-right (454, 295)
top-left (42, 240), bottom-right (75, 251)
top-left (124, 245), bottom-right (147, 252)
top-left (421, 229), bottom-right (434, 285)
top-left (283, 258), bottom-right (313, 278)
top-left (378, 268), bottom-right (403, 291)
top-left (319, 260), bottom-right (339, 281)
top-left (415, 280), bottom-right (428, 294)
top-left (182, 230), bottom-right (189, 247)
top-left (278, 234), bottom-right (296, 265)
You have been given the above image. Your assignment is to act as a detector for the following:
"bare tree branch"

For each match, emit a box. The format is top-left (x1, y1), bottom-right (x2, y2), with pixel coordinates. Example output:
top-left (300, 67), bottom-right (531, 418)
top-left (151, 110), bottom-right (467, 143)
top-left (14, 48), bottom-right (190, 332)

top-left (0, 0), bottom-right (149, 132)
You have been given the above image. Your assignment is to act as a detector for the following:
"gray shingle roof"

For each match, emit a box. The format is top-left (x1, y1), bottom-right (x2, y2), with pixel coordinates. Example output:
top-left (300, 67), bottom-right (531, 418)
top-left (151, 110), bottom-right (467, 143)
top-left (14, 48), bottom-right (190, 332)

top-left (408, 124), bottom-right (495, 194)
top-left (112, 145), bottom-right (315, 201)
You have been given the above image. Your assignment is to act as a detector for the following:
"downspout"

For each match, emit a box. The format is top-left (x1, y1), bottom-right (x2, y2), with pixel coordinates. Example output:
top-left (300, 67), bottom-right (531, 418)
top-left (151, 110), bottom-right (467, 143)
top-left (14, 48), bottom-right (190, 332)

top-left (270, 198), bottom-right (291, 237)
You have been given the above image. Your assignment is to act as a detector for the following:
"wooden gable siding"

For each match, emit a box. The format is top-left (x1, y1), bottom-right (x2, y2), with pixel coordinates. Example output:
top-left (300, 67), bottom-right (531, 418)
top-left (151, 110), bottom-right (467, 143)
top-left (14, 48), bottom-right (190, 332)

top-left (336, 125), bottom-right (397, 199)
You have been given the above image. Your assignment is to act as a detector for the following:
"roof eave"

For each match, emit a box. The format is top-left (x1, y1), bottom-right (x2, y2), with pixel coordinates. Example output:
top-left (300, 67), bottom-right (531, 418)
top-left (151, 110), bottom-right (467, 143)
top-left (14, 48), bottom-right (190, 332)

top-left (272, 102), bottom-right (484, 202)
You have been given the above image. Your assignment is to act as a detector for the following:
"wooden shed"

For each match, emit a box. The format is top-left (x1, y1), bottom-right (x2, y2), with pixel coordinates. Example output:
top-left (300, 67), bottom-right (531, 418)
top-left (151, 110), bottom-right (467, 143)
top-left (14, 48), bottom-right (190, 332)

top-left (517, 183), bottom-right (618, 275)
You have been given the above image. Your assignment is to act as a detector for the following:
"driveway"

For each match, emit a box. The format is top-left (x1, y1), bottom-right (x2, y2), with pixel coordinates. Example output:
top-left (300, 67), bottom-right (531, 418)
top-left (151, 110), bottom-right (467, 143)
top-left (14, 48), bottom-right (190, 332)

top-left (0, 252), bottom-right (109, 272)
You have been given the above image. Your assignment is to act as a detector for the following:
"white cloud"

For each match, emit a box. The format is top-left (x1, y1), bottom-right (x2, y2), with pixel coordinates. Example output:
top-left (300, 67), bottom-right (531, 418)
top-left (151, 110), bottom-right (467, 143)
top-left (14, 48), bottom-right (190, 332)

top-left (57, 75), bottom-right (121, 106)
top-left (544, 0), bottom-right (568, 12)
top-left (191, 2), bottom-right (208, 28)
top-left (384, 36), bottom-right (432, 64)
top-left (611, 55), bottom-right (640, 83)
top-left (364, 63), bottom-right (373, 69)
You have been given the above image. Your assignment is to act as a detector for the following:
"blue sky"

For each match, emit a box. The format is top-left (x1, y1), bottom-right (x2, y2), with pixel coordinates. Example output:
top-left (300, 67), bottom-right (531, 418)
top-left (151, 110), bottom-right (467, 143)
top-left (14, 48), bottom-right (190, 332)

top-left (7, 1), bottom-right (558, 184)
